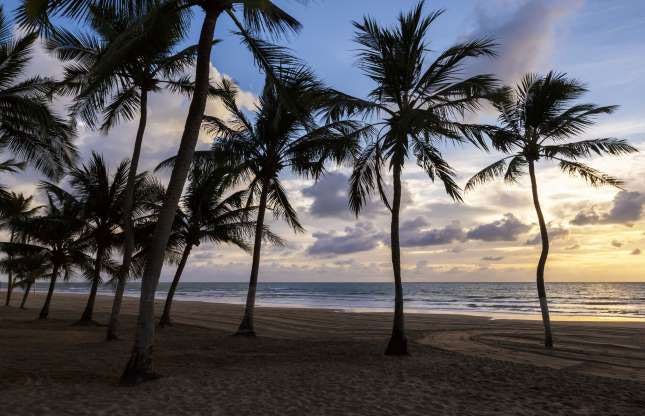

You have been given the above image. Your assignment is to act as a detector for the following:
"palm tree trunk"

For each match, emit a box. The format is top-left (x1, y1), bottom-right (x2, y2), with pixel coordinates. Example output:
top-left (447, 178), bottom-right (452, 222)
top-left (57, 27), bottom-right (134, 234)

top-left (107, 89), bottom-right (149, 341)
top-left (528, 161), bottom-right (553, 348)
top-left (385, 163), bottom-right (408, 356)
top-left (236, 180), bottom-right (269, 336)
top-left (20, 282), bottom-right (32, 309)
top-left (39, 264), bottom-right (59, 320)
top-left (5, 231), bottom-right (15, 306)
top-left (159, 244), bottom-right (192, 328)
top-left (121, 5), bottom-right (223, 385)
top-left (79, 246), bottom-right (105, 324)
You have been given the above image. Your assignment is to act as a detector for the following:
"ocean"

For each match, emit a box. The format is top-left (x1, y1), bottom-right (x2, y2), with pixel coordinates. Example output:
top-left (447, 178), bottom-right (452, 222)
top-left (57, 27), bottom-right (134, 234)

top-left (41, 281), bottom-right (645, 321)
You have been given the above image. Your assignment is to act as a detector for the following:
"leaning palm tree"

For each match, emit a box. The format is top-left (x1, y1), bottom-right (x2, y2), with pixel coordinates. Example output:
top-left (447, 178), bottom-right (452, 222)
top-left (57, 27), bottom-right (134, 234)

top-left (0, 192), bottom-right (41, 306)
top-left (327, 2), bottom-right (496, 355)
top-left (0, 193), bottom-right (91, 319)
top-left (204, 66), bottom-right (364, 336)
top-left (156, 163), bottom-right (280, 327)
top-left (465, 71), bottom-right (638, 348)
top-left (46, 5), bottom-right (200, 339)
top-left (19, 0), bottom-right (307, 383)
top-left (0, 5), bottom-right (77, 180)
top-left (42, 153), bottom-right (151, 325)
top-left (109, 1), bottom-right (302, 384)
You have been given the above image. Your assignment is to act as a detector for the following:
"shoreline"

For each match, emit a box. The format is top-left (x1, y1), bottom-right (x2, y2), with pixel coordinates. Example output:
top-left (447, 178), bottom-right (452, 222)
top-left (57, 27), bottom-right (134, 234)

top-left (25, 287), bottom-right (645, 323)
top-left (1, 291), bottom-right (643, 415)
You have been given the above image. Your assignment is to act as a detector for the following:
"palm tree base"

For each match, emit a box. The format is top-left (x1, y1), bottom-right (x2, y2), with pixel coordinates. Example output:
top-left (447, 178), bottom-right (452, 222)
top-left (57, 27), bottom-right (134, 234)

top-left (544, 338), bottom-right (554, 349)
top-left (120, 350), bottom-right (161, 386)
top-left (234, 327), bottom-right (256, 337)
top-left (385, 333), bottom-right (409, 356)
top-left (38, 312), bottom-right (48, 320)
top-left (158, 317), bottom-right (172, 328)
top-left (106, 331), bottom-right (120, 342)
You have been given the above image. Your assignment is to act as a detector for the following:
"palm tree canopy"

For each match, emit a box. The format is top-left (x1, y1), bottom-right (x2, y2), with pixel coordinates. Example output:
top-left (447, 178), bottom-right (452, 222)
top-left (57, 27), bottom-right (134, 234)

top-left (0, 192), bottom-right (92, 282)
top-left (177, 163), bottom-right (282, 249)
top-left (0, 191), bottom-right (41, 231)
top-left (465, 71), bottom-right (638, 191)
top-left (324, 1), bottom-right (498, 214)
top-left (46, 5), bottom-right (195, 131)
top-left (0, 6), bottom-right (77, 179)
top-left (194, 65), bottom-right (366, 233)
top-left (38, 152), bottom-right (158, 281)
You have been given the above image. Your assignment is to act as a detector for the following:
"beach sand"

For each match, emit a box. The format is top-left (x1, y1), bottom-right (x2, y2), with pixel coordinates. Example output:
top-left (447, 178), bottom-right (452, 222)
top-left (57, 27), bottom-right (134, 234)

top-left (1, 291), bottom-right (644, 415)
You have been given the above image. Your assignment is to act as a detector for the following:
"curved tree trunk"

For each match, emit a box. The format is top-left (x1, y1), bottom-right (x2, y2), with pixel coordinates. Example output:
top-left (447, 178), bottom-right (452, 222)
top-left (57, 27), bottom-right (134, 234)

top-left (159, 244), bottom-right (192, 328)
top-left (385, 163), bottom-right (408, 355)
top-left (39, 264), bottom-right (59, 320)
top-left (20, 282), bottom-right (32, 309)
top-left (78, 247), bottom-right (105, 324)
top-left (107, 89), bottom-right (149, 341)
top-left (528, 161), bottom-right (553, 348)
top-left (5, 231), bottom-right (15, 306)
top-left (121, 6), bottom-right (222, 385)
top-left (236, 180), bottom-right (269, 336)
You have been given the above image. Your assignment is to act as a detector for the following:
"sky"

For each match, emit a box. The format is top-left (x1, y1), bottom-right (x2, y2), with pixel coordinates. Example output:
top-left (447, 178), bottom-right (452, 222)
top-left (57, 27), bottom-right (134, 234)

top-left (2, 0), bottom-right (645, 283)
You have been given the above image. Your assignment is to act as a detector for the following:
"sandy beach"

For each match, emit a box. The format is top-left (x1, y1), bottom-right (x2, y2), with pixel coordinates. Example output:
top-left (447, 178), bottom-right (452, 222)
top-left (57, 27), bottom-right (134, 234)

top-left (1, 291), bottom-right (644, 416)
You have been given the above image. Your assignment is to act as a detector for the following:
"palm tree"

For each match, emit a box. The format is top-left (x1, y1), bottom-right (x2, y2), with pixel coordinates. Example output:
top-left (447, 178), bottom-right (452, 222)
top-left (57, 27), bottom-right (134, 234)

top-left (465, 72), bottom-right (638, 348)
top-left (156, 163), bottom-right (280, 327)
top-left (0, 192), bottom-right (41, 306)
top-left (0, 251), bottom-right (49, 309)
top-left (41, 153), bottom-right (151, 325)
top-left (117, 1), bottom-right (301, 384)
top-left (45, 5), bottom-right (199, 339)
top-left (327, 2), bottom-right (496, 355)
top-left (0, 192), bottom-right (91, 319)
top-left (204, 67), bottom-right (364, 336)
top-left (21, 0), bottom-right (309, 384)
top-left (0, 5), bottom-right (77, 180)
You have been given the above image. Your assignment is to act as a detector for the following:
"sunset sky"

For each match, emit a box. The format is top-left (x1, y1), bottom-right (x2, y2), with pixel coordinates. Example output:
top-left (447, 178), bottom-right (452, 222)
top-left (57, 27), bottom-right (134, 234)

top-left (3, 0), bottom-right (645, 282)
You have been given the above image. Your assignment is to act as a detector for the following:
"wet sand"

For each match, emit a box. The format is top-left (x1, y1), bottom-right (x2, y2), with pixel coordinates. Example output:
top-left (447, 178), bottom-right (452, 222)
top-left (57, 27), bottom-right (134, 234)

top-left (1, 291), bottom-right (643, 415)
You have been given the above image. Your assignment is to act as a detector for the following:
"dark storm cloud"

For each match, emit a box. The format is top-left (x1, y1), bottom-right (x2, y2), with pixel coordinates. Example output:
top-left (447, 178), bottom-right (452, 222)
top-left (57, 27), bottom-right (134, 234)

top-left (307, 222), bottom-right (385, 256)
top-left (466, 213), bottom-right (530, 242)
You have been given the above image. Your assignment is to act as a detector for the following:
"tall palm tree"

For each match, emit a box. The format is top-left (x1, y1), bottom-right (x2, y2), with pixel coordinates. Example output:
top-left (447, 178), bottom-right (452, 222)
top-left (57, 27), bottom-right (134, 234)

top-left (465, 72), bottom-right (637, 348)
top-left (45, 5), bottom-right (199, 339)
top-left (42, 153), bottom-right (152, 325)
top-left (0, 5), bottom-right (77, 180)
top-left (327, 2), bottom-right (496, 355)
top-left (156, 163), bottom-right (280, 327)
top-left (0, 192), bottom-right (91, 319)
top-left (203, 66), bottom-right (364, 336)
top-left (21, 0), bottom-right (310, 384)
top-left (115, 1), bottom-right (301, 384)
top-left (0, 192), bottom-right (41, 306)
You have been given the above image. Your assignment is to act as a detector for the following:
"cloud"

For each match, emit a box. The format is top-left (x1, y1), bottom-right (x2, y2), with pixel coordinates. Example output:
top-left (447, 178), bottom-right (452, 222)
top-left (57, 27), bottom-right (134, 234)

top-left (611, 240), bottom-right (623, 248)
top-left (307, 222), bottom-right (385, 256)
top-left (468, 0), bottom-right (582, 84)
top-left (631, 248), bottom-right (641, 255)
top-left (302, 171), bottom-right (413, 219)
top-left (301, 171), bottom-right (350, 218)
top-left (466, 213), bottom-right (530, 241)
top-left (398, 217), bottom-right (466, 247)
top-left (565, 244), bottom-right (580, 250)
top-left (570, 191), bottom-right (644, 226)
top-left (481, 256), bottom-right (504, 261)
top-left (525, 225), bottom-right (569, 245)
